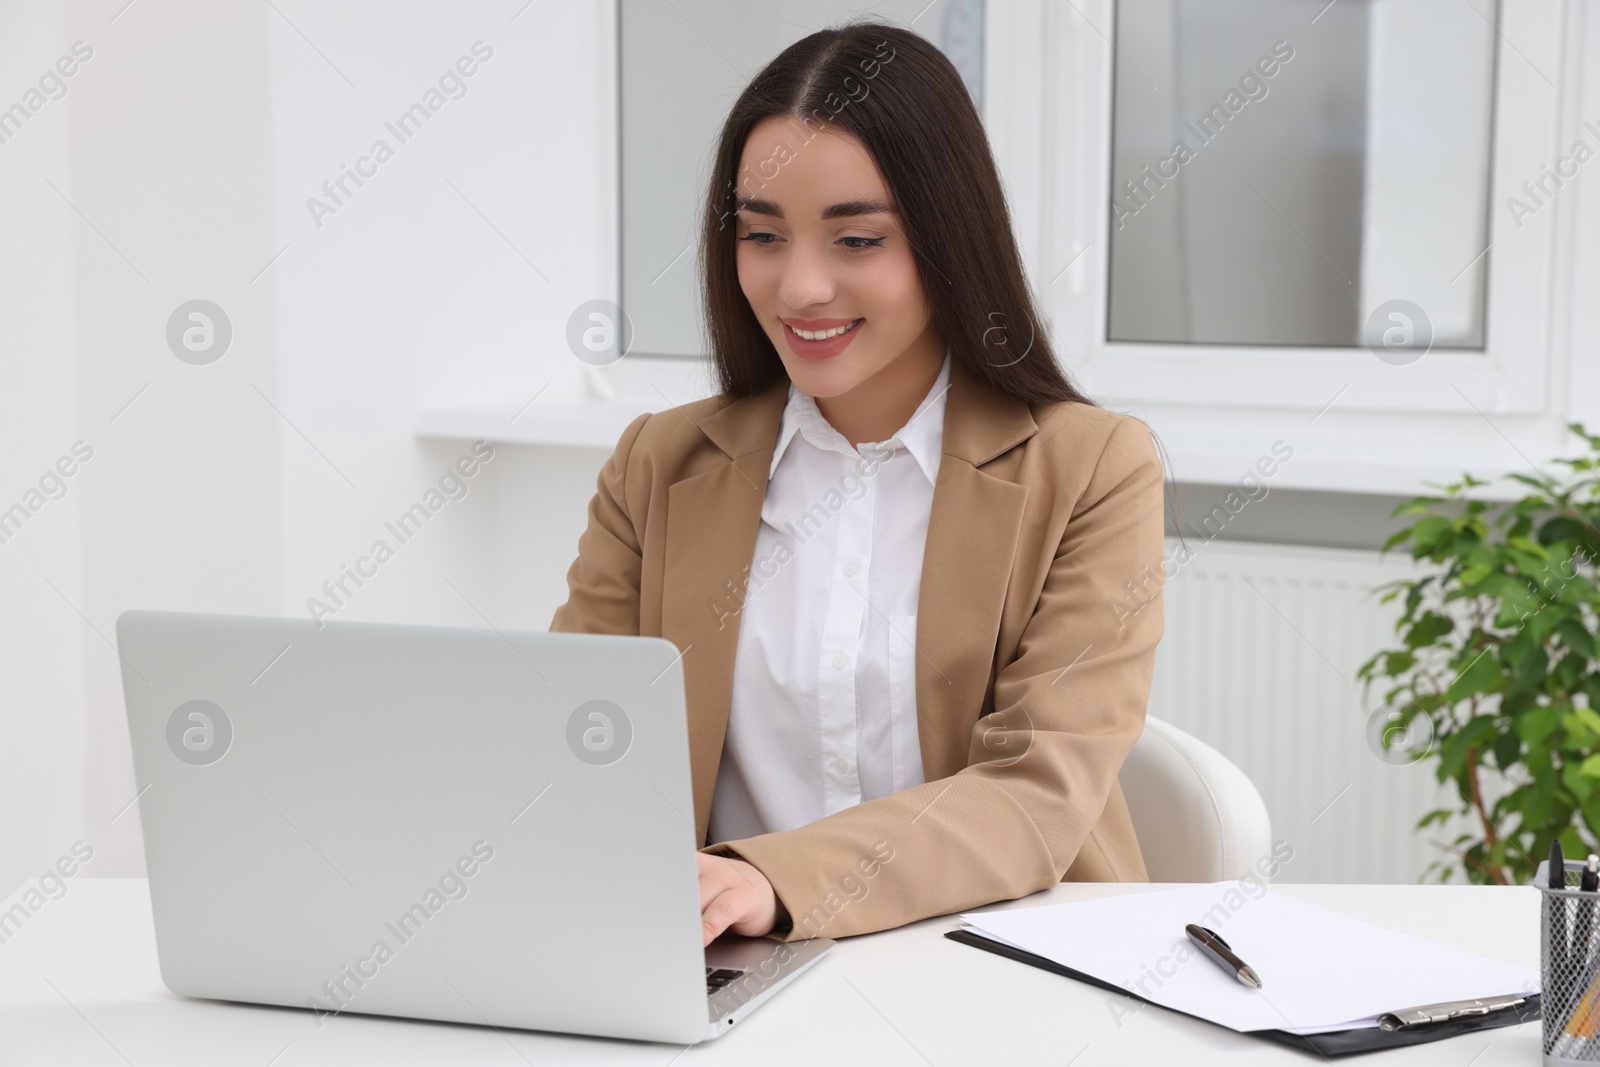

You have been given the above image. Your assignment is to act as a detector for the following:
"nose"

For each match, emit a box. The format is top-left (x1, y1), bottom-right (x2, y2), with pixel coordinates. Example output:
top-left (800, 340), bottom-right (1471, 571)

top-left (776, 236), bottom-right (837, 314)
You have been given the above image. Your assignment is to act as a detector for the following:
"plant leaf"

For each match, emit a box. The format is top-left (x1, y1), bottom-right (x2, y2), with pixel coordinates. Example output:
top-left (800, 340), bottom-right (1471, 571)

top-left (1445, 649), bottom-right (1503, 704)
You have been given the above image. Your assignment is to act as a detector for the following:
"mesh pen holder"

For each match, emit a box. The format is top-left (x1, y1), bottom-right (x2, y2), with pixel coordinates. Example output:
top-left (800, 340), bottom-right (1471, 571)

top-left (1542, 859), bottom-right (1600, 1064)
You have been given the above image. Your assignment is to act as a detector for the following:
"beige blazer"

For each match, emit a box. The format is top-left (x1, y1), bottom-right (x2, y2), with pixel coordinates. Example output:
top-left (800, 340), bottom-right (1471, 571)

top-left (549, 357), bottom-right (1165, 940)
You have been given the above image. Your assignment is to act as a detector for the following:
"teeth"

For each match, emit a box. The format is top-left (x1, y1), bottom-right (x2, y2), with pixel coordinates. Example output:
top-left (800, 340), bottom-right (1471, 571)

top-left (791, 320), bottom-right (859, 341)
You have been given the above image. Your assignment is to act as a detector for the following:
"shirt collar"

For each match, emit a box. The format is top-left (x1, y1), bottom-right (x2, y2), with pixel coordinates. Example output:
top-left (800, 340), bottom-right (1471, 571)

top-left (769, 345), bottom-right (952, 485)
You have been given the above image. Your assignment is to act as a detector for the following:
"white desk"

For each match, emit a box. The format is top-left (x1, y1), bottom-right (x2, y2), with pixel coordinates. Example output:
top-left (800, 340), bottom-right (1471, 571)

top-left (0, 879), bottom-right (1541, 1065)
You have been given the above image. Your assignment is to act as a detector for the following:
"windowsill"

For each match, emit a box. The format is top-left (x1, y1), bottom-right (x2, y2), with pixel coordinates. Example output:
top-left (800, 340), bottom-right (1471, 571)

top-left (1133, 403), bottom-right (1559, 502)
top-left (416, 396), bottom-right (676, 451)
top-left (416, 393), bottom-right (1542, 500)
top-left (415, 357), bottom-right (720, 450)
top-left (1164, 440), bottom-right (1525, 500)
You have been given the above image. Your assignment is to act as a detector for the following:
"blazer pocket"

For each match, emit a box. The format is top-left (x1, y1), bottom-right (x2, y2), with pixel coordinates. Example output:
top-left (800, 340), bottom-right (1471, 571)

top-left (887, 614), bottom-right (926, 790)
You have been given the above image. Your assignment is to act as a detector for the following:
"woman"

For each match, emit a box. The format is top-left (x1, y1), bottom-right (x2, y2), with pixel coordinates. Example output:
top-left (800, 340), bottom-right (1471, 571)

top-left (550, 20), bottom-right (1168, 947)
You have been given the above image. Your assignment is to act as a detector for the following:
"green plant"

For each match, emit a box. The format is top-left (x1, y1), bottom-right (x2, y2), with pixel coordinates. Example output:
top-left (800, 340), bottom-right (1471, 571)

top-left (1358, 422), bottom-right (1600, 885)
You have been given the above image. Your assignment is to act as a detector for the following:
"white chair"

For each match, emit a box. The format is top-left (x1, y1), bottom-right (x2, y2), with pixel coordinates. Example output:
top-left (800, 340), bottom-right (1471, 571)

top-left (1118, 716), bottom-right (1273, 883)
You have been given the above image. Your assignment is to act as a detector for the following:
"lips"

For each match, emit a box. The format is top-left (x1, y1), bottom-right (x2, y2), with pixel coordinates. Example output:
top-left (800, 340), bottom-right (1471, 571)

top-left (781, 317), bottom-right (861, 337)
top-left (782, 317), bottom-right (863, 360)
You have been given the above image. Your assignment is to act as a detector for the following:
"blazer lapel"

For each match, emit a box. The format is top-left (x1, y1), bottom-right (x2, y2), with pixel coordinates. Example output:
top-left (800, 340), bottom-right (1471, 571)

top-left (661, 382), bottom-right (787, 843)
top-left (662, 358), bottom-right (1038, 842)
top-left (913, 360), bottom-right (1037, 779)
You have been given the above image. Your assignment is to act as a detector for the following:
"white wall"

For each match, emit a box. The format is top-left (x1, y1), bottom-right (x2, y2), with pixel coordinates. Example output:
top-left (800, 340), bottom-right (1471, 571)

top-left (268, 0), bottom-right (616, 643)
top-left (0, 0), bottom-right (90, 898)
top-left (0, 0), bottom-right (286, 894)
top-left (0, 0), bottom-right (619, 894)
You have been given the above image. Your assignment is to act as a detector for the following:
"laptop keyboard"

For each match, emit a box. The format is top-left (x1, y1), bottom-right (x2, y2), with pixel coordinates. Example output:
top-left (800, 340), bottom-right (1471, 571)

top-left (705, 966), bottom-right (747, 993)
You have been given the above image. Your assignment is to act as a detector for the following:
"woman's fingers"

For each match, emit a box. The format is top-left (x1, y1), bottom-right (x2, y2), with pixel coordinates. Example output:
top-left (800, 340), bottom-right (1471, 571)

top-left (698, 855), bottom-right (746, 945)
top-left (701, 885), bottom-right (749, 945)
top-left (696, 852), bottom-right (727, 910)
top-left (696, 852), bottom-right (777, 945)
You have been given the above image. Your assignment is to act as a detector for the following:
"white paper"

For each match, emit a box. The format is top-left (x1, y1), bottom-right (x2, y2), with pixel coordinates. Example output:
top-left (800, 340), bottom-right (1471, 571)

top-left (960, 883), bottom-right (1537, 1033)
top-left (958, 924), bottom-right (1379, 1035)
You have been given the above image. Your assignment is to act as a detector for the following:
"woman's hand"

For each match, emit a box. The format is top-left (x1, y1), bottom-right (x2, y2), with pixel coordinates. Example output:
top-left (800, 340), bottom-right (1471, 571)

top-left (697, 852), bottom-right (777, 945)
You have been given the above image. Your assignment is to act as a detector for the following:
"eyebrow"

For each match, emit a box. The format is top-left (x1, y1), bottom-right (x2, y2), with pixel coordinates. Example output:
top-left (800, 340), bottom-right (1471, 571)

top-left (735, 197), bottom-right (896, 221)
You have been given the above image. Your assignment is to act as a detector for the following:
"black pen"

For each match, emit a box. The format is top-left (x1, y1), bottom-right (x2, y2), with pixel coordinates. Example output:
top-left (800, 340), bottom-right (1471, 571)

top-left (1564, 855), bottom-right (1600, 1056)
top-left (1579, 855), bottom-right (1599, 968)
top-left (1186, 923), bottom-right (1261, 988)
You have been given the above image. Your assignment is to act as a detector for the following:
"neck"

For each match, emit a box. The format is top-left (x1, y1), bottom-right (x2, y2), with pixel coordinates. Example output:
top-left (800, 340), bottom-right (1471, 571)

top-left (814, 331), bottom-right (945, 449)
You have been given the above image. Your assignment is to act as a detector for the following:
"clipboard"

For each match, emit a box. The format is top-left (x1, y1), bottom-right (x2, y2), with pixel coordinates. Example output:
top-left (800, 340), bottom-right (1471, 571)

top-left (945, 927), bottom-right (1541, 1057)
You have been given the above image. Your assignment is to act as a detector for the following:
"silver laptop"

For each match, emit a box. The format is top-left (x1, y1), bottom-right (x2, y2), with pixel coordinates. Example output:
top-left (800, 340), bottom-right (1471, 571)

top-left (115, 609), bottom-right (832, 1044)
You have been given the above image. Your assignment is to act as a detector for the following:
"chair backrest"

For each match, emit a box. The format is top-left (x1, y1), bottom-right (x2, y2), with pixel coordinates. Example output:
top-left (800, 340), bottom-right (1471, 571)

top-left (1118, 716), bottom-right (1273, 883)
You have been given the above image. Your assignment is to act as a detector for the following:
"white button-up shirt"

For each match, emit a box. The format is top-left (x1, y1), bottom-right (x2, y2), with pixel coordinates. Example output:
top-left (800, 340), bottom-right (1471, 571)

top-left (707, 348), bottom-right (952, 842)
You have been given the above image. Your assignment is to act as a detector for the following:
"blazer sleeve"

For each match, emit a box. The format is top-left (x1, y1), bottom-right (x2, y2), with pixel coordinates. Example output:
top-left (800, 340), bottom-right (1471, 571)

top-left (548, 412), bottom-right (652, 637)
top-left (703, 414), bottom-right (1166, 940)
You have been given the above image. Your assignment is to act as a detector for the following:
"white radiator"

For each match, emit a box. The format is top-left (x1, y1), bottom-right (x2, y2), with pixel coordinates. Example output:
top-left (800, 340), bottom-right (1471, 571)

top-left (1147, 537), bottom-right (1472, 885)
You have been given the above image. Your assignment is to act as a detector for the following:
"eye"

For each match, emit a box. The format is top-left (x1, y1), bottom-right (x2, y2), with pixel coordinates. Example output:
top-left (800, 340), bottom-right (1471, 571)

top-left (840, 236), bottom-right (885, 251)
top-left (739, 231), bottom-right (780, 247)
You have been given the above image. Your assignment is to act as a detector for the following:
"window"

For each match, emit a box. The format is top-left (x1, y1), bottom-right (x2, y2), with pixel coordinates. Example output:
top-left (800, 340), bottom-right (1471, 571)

top-left (990, 0), bottom-right (1587, 493)
top-left (1107, 0), bottom-right (1496, 351)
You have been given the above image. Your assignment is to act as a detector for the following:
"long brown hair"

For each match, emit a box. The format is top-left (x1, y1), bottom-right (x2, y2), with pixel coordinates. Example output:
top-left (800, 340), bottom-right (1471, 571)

top-left (698, 18), bottom-right (1088, 407)
top-left (696, 18), bottom-right (1184, 548)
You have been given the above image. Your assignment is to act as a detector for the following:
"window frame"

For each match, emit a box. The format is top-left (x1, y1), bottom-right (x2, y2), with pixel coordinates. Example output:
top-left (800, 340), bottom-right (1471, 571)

top-left (986, 0), bottom-right (1594, 495)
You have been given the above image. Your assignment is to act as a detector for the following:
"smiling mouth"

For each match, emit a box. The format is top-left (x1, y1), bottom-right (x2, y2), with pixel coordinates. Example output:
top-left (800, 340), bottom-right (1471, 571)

top-left (785, 319), bottom-right (863, 341)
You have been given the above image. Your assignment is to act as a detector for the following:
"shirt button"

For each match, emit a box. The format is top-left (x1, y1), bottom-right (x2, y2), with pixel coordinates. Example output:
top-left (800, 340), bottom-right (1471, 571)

top-left (832, 651), bottom-right (848, 670)
top-left (843, 559), bottom-right (859, 577)
top-left (834, 758), bottom-right (849, 775)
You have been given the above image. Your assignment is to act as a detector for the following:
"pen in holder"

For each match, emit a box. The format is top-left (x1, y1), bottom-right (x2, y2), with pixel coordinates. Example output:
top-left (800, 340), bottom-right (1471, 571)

top-left (1541, 857), bottom-right (1600, 1064)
